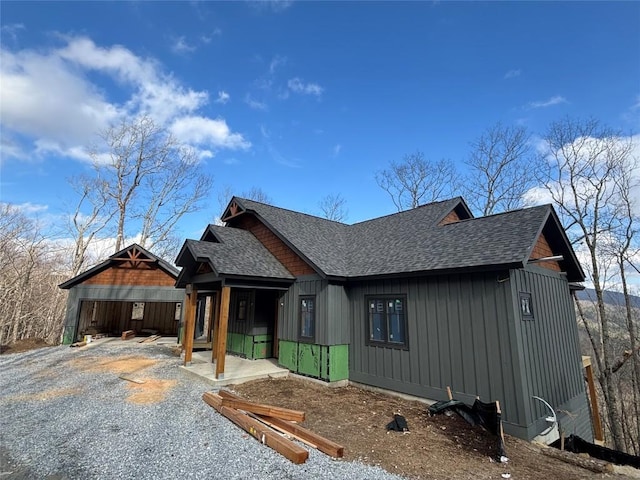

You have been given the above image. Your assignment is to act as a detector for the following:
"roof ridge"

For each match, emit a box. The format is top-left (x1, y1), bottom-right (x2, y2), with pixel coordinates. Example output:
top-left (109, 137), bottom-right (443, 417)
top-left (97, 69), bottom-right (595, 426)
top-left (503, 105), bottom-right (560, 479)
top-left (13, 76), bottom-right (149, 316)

top-left (442, 203), bottom-right (551, 226)
top-left (237, 197), bottom-right (349, 226)
top-left (351, 196), bottom-right (462, 227)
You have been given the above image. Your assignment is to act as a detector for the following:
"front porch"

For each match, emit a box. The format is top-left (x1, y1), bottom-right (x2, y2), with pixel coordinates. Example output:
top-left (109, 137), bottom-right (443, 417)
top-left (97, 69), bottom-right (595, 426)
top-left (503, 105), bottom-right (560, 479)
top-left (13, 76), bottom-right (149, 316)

top-left (180, 351), bottom-right (289, 387)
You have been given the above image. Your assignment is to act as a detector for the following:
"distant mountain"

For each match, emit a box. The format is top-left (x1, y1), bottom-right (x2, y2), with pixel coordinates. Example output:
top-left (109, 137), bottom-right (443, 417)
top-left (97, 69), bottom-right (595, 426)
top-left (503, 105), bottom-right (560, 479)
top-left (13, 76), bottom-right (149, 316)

top-left (575, 288), bottom-right (640, 308)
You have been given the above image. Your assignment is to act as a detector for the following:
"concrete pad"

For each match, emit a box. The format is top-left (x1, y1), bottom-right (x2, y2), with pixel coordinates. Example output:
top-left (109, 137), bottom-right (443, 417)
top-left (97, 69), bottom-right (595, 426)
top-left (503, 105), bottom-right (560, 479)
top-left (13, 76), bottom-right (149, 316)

top-left (179, 351), bottom-right (289, 387)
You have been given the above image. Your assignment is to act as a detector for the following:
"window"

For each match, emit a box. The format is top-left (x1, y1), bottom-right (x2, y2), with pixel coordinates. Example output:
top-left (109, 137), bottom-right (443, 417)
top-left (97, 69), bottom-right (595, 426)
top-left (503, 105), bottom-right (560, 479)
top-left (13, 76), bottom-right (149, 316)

top-left (519, 292), bottom-right (534, 321)
top-left (300, 296), bottom-right (315, 341)
top-left (367, 296), bottom-right (407, 348)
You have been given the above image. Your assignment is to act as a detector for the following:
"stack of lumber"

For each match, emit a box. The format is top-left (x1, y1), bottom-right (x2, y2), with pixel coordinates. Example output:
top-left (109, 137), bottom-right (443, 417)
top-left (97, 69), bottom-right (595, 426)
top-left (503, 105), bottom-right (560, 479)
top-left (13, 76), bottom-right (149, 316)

top-left (121, 330), bottom-right (136, 340)
top-left (202, 390), bottom-right (344, 464)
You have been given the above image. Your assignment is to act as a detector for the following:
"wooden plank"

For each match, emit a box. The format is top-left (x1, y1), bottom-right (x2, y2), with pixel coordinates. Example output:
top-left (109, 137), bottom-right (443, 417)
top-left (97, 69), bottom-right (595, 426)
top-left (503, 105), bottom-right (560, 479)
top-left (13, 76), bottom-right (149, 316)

top-left (216, 286), bottom-right (230, 379)
top-left (202, 393), bottom-right (308, 464)
top-left (256, 414), bottom-right (343, 458)
top-left (119, 375), bottom-right (145, 384)
top-left (584, 361), bottom-right (604, 442)
top-left (217, 390), bottom-right (305, 422)
top-left (121, 330), bottom-right (135, 340)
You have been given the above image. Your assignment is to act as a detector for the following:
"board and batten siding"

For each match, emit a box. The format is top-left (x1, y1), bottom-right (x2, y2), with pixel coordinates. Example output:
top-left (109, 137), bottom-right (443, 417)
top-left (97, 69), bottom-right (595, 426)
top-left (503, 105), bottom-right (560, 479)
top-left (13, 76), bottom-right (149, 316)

top-left (278, 276), bottom-right (350, 346)
top-left (348, 272), bottom-right (528, 433)
top-left (510, 266), bottom-right (592, 440)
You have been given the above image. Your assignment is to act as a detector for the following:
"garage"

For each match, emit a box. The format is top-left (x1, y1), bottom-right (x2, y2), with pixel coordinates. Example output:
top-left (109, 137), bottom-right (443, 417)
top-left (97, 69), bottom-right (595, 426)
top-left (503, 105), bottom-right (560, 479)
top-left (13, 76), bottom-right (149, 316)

top-left (59, 244), bottom-right (184, 343)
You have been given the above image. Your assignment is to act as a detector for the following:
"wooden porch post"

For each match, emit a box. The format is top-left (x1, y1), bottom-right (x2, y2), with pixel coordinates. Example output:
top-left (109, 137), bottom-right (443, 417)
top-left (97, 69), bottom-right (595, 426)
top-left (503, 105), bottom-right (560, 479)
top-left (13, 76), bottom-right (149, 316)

top-left (215, 286), bottom-right (231, 379)
top-left (183, 284), bottom-right (198, 366)
top-left (583, 356), bottom-right (604, 443)
top-left (211, 291), bottom-right (221, 363)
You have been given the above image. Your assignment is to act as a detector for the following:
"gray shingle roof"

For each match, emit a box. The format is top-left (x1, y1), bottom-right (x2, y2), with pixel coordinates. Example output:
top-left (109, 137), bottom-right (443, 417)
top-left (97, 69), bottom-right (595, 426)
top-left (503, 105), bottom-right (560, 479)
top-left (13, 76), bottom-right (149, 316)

top-left (184, 227), bottom-right (294, 280)
top-left (347, 204), bottom-right (549, 277)
top-left (236, 198), bottom-right (352, 277)
top-left (196, 196), bottom-right (582, 282)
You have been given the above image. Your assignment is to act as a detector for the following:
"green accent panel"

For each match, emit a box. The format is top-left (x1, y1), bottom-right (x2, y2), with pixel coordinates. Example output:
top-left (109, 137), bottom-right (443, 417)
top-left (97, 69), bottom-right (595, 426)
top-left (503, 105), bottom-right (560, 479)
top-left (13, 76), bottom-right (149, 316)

top-left (253, 342), bottom-right (272, 359)
top-left (298, 343), bottom-right (321, 377)
top-left (328, 345), bottom-right (349, 381)
top-left (278, 340), bottom-right (298, 370)
top-left (62, 326), bottom-right (75, 345)
top-left (227, 332), bottom-right (245, 355)
top-left (243, 335), bottom-right (255, 359)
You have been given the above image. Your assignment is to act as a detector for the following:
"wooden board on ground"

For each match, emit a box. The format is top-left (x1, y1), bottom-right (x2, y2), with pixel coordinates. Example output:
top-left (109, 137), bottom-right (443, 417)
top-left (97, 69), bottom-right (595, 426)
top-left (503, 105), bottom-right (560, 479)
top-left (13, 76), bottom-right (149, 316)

top-left (202, 392), bottom-right (308, 464)
top-left (137, 335), bottom-right (161, 344)
top-left (256, 413), bottom-right (344, 458)
top-left (119, 375), bottom-right (145, 384)
top-left (217, 389), bottom-right (305, 422)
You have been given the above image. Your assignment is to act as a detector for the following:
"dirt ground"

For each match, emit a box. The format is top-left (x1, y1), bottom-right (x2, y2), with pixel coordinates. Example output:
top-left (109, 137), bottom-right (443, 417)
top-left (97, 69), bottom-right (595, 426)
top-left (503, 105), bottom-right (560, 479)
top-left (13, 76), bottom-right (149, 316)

top-left (1, 339), bottom-right (632, 479)
top-left (0, 338), bottom-right (51, 355)
top-left (233, 377), bottom-right (617, 480)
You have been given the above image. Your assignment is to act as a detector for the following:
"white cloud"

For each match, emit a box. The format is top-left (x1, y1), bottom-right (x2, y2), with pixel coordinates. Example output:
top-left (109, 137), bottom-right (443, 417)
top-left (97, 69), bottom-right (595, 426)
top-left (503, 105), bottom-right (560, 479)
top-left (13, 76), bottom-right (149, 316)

top-left (215, 90), bottom-right (230, 104)
top-left (269, 55), bottom-right (287, 75)
top-left (527, 95), bottom-right (567, 109)
top-left (504, 69), bottom-right (521, 79)
top-left (287, 77), bottom-right (323, 96)
top-left (0, 36), bottom-right (247, 162)
top-left (171, 36), bottom-right (196, 54)
top-left (170, 116), bottom-right (251, 150)
top-left (249, 0), bottom-right (293, 13)
top-left (0, 23), bottom-right (25, 42)
top-left (244, 94), bottom-right (268, 111)
top-left (333, 144), bottom-right (342, 156)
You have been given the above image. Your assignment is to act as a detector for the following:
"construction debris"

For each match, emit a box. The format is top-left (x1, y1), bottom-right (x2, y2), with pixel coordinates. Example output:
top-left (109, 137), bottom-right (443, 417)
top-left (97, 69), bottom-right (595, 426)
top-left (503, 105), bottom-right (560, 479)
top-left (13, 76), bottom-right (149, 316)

top-left (69, 341), bottom-right (87, 348)
top-left (119, 374), bottom-right (146, 384)
top-left (121, 330), bottom-right (136, 340)
top-left (137, 335), bottom-right (161, 343)
top-left (202, 390), bottom-right (344, 463)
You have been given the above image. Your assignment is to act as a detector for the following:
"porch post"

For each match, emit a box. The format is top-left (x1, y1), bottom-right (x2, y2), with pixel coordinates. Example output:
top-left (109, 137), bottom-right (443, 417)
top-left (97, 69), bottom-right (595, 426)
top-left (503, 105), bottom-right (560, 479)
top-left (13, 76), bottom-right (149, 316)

top-left (211, 291), bottom-right (221, 363)
top-left (215, 286), bottom-right (231, 379)
top-left (183, 284), bottom-right (198, 366)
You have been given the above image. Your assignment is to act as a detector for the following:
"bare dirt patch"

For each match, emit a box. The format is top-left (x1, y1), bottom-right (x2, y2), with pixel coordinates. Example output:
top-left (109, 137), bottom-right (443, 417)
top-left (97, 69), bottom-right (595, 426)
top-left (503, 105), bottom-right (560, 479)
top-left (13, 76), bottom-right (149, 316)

top-left (232, 377), bottom-right (605, 480)
top-left (3, 387), bottom-right (83, 403)
top-left (125, 378), bottom-right (177, 405)
top-left (68, 355), bottom-right (157, 374)
top-left (0, 338), bottom-right (52, 355)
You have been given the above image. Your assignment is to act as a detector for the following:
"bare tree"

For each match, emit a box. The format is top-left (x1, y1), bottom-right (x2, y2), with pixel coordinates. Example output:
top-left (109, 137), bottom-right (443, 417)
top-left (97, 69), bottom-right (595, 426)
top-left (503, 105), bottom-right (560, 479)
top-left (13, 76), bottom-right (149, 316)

top-left (66, 175), bottom-right (115, 276)
top-left (0, 204), bottom-right (67, 346)
top-left (319, 193), bottom-right (348, 222)
top-left (376, 151), bottom-right (457, 211)
top-left (539, 116), bottom-right (637, 451)
top-left (137, 146), bottom-right (213, 259)
top-left (85, 115), bottom-right (212, 254)
top-left (463, 122), bottom-right (534, 216)
top-left (242, 186), bottom-right (272, 204)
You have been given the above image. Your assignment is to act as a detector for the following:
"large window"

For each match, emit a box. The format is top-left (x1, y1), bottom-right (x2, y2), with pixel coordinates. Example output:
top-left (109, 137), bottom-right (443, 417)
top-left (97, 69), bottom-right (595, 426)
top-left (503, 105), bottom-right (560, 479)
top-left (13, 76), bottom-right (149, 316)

top-left (300, 296), bottom-right (315, 342)
top-left (367, 296), bottom-right (407, 348)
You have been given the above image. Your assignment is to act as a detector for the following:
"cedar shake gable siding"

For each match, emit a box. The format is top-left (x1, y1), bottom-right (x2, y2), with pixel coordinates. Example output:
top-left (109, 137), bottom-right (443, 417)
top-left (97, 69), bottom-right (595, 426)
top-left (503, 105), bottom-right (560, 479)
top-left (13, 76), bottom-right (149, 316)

top-left (529, 233), bottom-right (561, 272)
top-left (82, 265), bottom-right (176, 286)
top-left (229, 213), bottom-right (316, 277)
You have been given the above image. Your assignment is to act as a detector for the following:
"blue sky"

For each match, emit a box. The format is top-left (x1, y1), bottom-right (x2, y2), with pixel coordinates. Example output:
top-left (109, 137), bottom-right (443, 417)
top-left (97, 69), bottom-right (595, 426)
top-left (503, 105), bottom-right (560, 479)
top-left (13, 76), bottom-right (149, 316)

top-left (1, 1), bottom-right (639, 242)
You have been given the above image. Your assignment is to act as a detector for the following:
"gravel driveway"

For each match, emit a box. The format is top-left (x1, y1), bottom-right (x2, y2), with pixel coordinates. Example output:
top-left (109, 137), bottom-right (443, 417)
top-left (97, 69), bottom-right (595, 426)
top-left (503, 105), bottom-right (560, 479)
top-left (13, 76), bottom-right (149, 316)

top-left (0, 341), bottom-right (400, 480)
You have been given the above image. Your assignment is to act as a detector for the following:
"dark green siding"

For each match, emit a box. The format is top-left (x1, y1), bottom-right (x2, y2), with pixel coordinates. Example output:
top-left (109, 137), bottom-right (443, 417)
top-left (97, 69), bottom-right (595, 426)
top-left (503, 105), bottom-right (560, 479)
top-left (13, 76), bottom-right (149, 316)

top-left (347, 269), bottom-right (590, 441)
top-left (510, 267), bottom-right (592, 440)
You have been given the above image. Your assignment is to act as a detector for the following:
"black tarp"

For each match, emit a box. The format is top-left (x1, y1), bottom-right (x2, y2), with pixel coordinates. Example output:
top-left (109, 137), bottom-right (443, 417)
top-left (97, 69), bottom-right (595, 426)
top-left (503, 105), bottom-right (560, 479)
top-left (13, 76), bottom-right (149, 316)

top-left (429, 399), bottom-right (506, 459)
top-left (552, 435), bottom-right (640, 469)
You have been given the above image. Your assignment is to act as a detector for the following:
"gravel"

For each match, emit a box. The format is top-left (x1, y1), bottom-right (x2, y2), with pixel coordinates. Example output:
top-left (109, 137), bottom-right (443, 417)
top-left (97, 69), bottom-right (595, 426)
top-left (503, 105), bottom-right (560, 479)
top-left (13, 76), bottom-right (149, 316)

top-left (0, 341), bottom-right (402, 480)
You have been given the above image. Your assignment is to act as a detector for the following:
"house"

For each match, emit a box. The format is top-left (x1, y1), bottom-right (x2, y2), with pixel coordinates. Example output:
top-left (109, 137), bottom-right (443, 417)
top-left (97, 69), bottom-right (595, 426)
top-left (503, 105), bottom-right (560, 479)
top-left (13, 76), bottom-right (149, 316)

top-left (60, 244), bottom-right (184, 343)
top-left (175, 196), bottom-right (592, 442)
